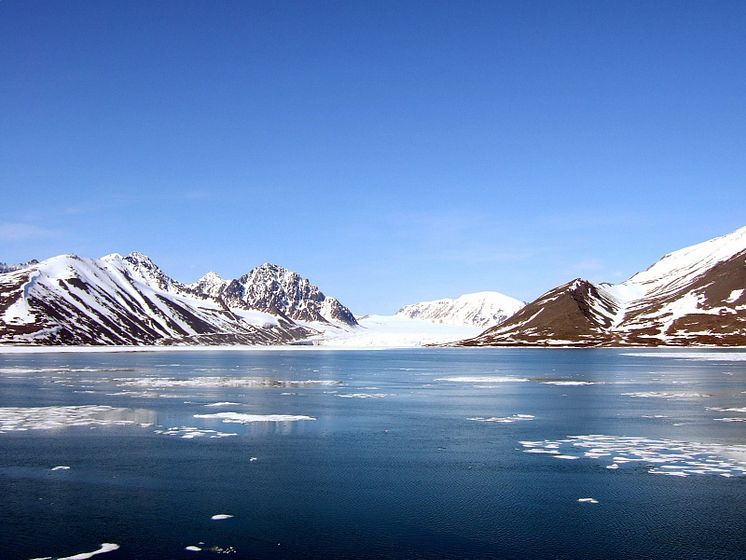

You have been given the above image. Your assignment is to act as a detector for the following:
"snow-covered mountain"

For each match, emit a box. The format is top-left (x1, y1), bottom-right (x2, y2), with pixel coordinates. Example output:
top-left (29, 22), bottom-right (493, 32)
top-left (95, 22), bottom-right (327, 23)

top-left (224, 263), bottom-right (357, 326)
top-left (461, 226), bottom-right (746, 346)
top-left (0, 253), bottom-right (355, 346)
top-left (396, 291), bottom-right (525, 327)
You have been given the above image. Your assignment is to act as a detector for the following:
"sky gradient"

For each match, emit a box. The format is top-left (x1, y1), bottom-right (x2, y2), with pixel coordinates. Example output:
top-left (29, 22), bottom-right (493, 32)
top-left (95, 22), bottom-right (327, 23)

top-left (2, 1), bottom-right (745, 314)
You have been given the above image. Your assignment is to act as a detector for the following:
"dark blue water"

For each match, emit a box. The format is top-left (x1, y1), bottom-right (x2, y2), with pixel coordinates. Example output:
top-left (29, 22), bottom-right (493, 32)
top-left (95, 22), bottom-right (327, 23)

top-left (1, 348), bottom-right (745, 559)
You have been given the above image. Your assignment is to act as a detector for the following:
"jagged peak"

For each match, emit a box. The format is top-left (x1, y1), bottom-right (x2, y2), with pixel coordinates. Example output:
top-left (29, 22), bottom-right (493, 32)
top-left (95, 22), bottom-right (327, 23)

top-left (124, 251), bottom-right (159, 267)
top-left (248, 262), bottom-right (301, 280)
top-left (197, 271), bottom-right (226, 284)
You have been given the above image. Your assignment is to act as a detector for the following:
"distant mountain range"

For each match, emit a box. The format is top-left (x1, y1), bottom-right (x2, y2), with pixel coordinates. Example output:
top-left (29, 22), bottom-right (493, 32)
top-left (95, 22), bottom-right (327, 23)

top-left (1, 226), bottom-right (744, 347)
top-left (396, 292), bottom-right (525, 327)
top-left (0, 253), bottom-right (355, 346)
top-left (459, 226), bottom-right (746, 347)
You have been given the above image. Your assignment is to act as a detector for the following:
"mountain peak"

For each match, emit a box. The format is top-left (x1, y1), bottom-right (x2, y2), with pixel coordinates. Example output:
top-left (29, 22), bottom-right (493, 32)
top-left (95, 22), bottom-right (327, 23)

top-left (198, 271), bottom-right (225, 283)
top-left (231, 265), bottom-right (357, 326)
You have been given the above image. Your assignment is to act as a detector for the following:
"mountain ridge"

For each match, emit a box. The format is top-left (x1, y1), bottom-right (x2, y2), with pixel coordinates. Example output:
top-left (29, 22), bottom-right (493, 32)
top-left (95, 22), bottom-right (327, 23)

top-left (459, 226), bottom-right (746, 347)
top-left (0, 253), bottom-right (355, 346)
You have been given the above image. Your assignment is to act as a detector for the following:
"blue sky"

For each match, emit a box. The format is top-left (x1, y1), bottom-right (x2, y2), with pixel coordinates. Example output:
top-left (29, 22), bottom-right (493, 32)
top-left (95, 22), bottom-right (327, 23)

top-left (1, 1), bottom-right (745, 314)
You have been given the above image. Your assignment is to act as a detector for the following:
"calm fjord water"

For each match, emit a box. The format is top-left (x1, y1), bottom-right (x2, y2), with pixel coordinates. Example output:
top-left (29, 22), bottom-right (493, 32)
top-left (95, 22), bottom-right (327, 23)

top-left (1, 348), bottom-right (745, 560)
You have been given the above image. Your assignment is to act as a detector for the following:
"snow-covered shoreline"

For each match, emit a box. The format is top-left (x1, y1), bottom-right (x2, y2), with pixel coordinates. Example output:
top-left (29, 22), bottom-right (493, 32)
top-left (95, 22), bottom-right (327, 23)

top-left (2, 344), bottom-right (745, 354)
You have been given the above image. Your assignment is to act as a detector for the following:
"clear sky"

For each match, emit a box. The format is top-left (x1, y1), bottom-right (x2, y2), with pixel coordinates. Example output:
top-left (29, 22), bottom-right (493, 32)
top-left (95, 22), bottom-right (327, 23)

top-left (1, 1), bottom-right (745, 314)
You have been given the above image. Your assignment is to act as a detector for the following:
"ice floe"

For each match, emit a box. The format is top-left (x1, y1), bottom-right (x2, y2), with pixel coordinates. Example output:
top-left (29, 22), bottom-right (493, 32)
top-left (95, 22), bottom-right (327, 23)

top-left (211, 514), bottom-right (233, 520)
top-left (57, 543), bottom-right (120, 560)
top-left (185, 545), bottom-right (202, 552)
top-left (542, 381), bottom-right (596, 386)
top-left (622, 391), bottom-right (711, 399)
top-left (621, 352), bottom-right (746, 362)
top-left (51, 465), bottom-right (71, 471)
top-left (194, 412), bottom-right (316, 424)
top-left (204, 402), bottom-right (241, 407)
top-left (714, 417), bottom-right (746, 422)
top-left (468, 414), bottom-right (534, 423)
top-left (519, 435), bottom-right (746, 477)
top-left (577, 498), bottom-right (599, 504)
top-left (154, 426), bottom-right (238, 439)
top-left (707, 406), bottom-right (746, 413)
top-left (0, 406), bottom-right (154, 433)
top-left (114, 377), bottom-right (340, 389)
top-left (335, 393), bottom-right (388, 399)
top-left (435, 375), bottom-right (529, 383)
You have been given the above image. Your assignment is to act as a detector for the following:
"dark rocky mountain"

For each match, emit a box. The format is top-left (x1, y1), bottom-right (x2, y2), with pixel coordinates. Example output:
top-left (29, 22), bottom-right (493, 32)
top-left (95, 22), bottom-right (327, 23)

top-left (0, 253), bottom-right (355, 346)
top-left (460, 226), bottom-right (746, 347)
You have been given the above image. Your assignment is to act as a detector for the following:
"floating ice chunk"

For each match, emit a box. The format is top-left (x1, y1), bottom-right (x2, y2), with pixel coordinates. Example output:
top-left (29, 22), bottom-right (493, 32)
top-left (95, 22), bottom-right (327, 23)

top-left (577, 498), bottom-right (599, 504)
top-left (51, 465), bottom-right (71, 471)
top-left (714, 417), bottom-right (746, 422)
top-left (211, 514), bottom-right (233, 520)
top-left (58, 543), bottom-right (120, 560)
top-left (649, 469), bottom-right (689, 477)
top-left (543, 381), bottom-right (596, 386)
top-left (185, 546), bottom-right (202, 551)
top-left (622, 392), bottom-right (710, 399)
top-left (116, 377), bottom-right (340, 389)
top-left (194, 412), bottom-right (316, 424)
top-left (249, 457), bottom-right (258, 462)
top-left (553, 455), bottom-right (579, 460)
top-left (621, 352), bottom-right (746, 362)
top-left (336, 393), bottom-right (387, 399)
top-left (204, 402), bottom-right (241, 407)
top-left (520, 435), bottom-right (746, 478)
top-left (468, 414), bottom-right (534, 423)
top-left (435, 376), bottom-right (529, 383)
top-left (0, 406), bottom-right (154, 432)
top-left (155, 427), bottom-right (237, 438)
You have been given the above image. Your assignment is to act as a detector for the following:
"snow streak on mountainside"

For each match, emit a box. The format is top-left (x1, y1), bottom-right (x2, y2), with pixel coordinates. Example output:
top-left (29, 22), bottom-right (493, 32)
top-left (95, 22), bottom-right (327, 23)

top-left (396, 291), bottom-right (525, 327)
top-left (461, 226), bottom-right (746, 347)
top-left (0, 253), bottom-right (355, 346)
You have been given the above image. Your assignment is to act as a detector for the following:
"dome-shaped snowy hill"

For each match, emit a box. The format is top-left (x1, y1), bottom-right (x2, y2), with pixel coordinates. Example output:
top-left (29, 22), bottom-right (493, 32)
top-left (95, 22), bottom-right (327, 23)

top-left (396, 291), bottom-right (525, 327)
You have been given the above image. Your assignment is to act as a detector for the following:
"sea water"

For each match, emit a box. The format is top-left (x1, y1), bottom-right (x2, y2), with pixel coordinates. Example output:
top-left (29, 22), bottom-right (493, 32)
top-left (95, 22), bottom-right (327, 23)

top-left (0, 348), bottom-right (745, 559)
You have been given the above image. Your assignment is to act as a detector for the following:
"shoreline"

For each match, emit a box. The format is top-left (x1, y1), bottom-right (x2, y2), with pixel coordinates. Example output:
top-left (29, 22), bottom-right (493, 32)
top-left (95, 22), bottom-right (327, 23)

top-left (1, 344), bottom-right (746, 354)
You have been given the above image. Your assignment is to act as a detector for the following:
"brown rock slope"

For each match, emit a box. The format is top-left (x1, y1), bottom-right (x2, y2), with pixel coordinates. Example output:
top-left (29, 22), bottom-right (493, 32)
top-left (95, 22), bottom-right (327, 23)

top-left (460, 226), bottom-right (746, 347)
